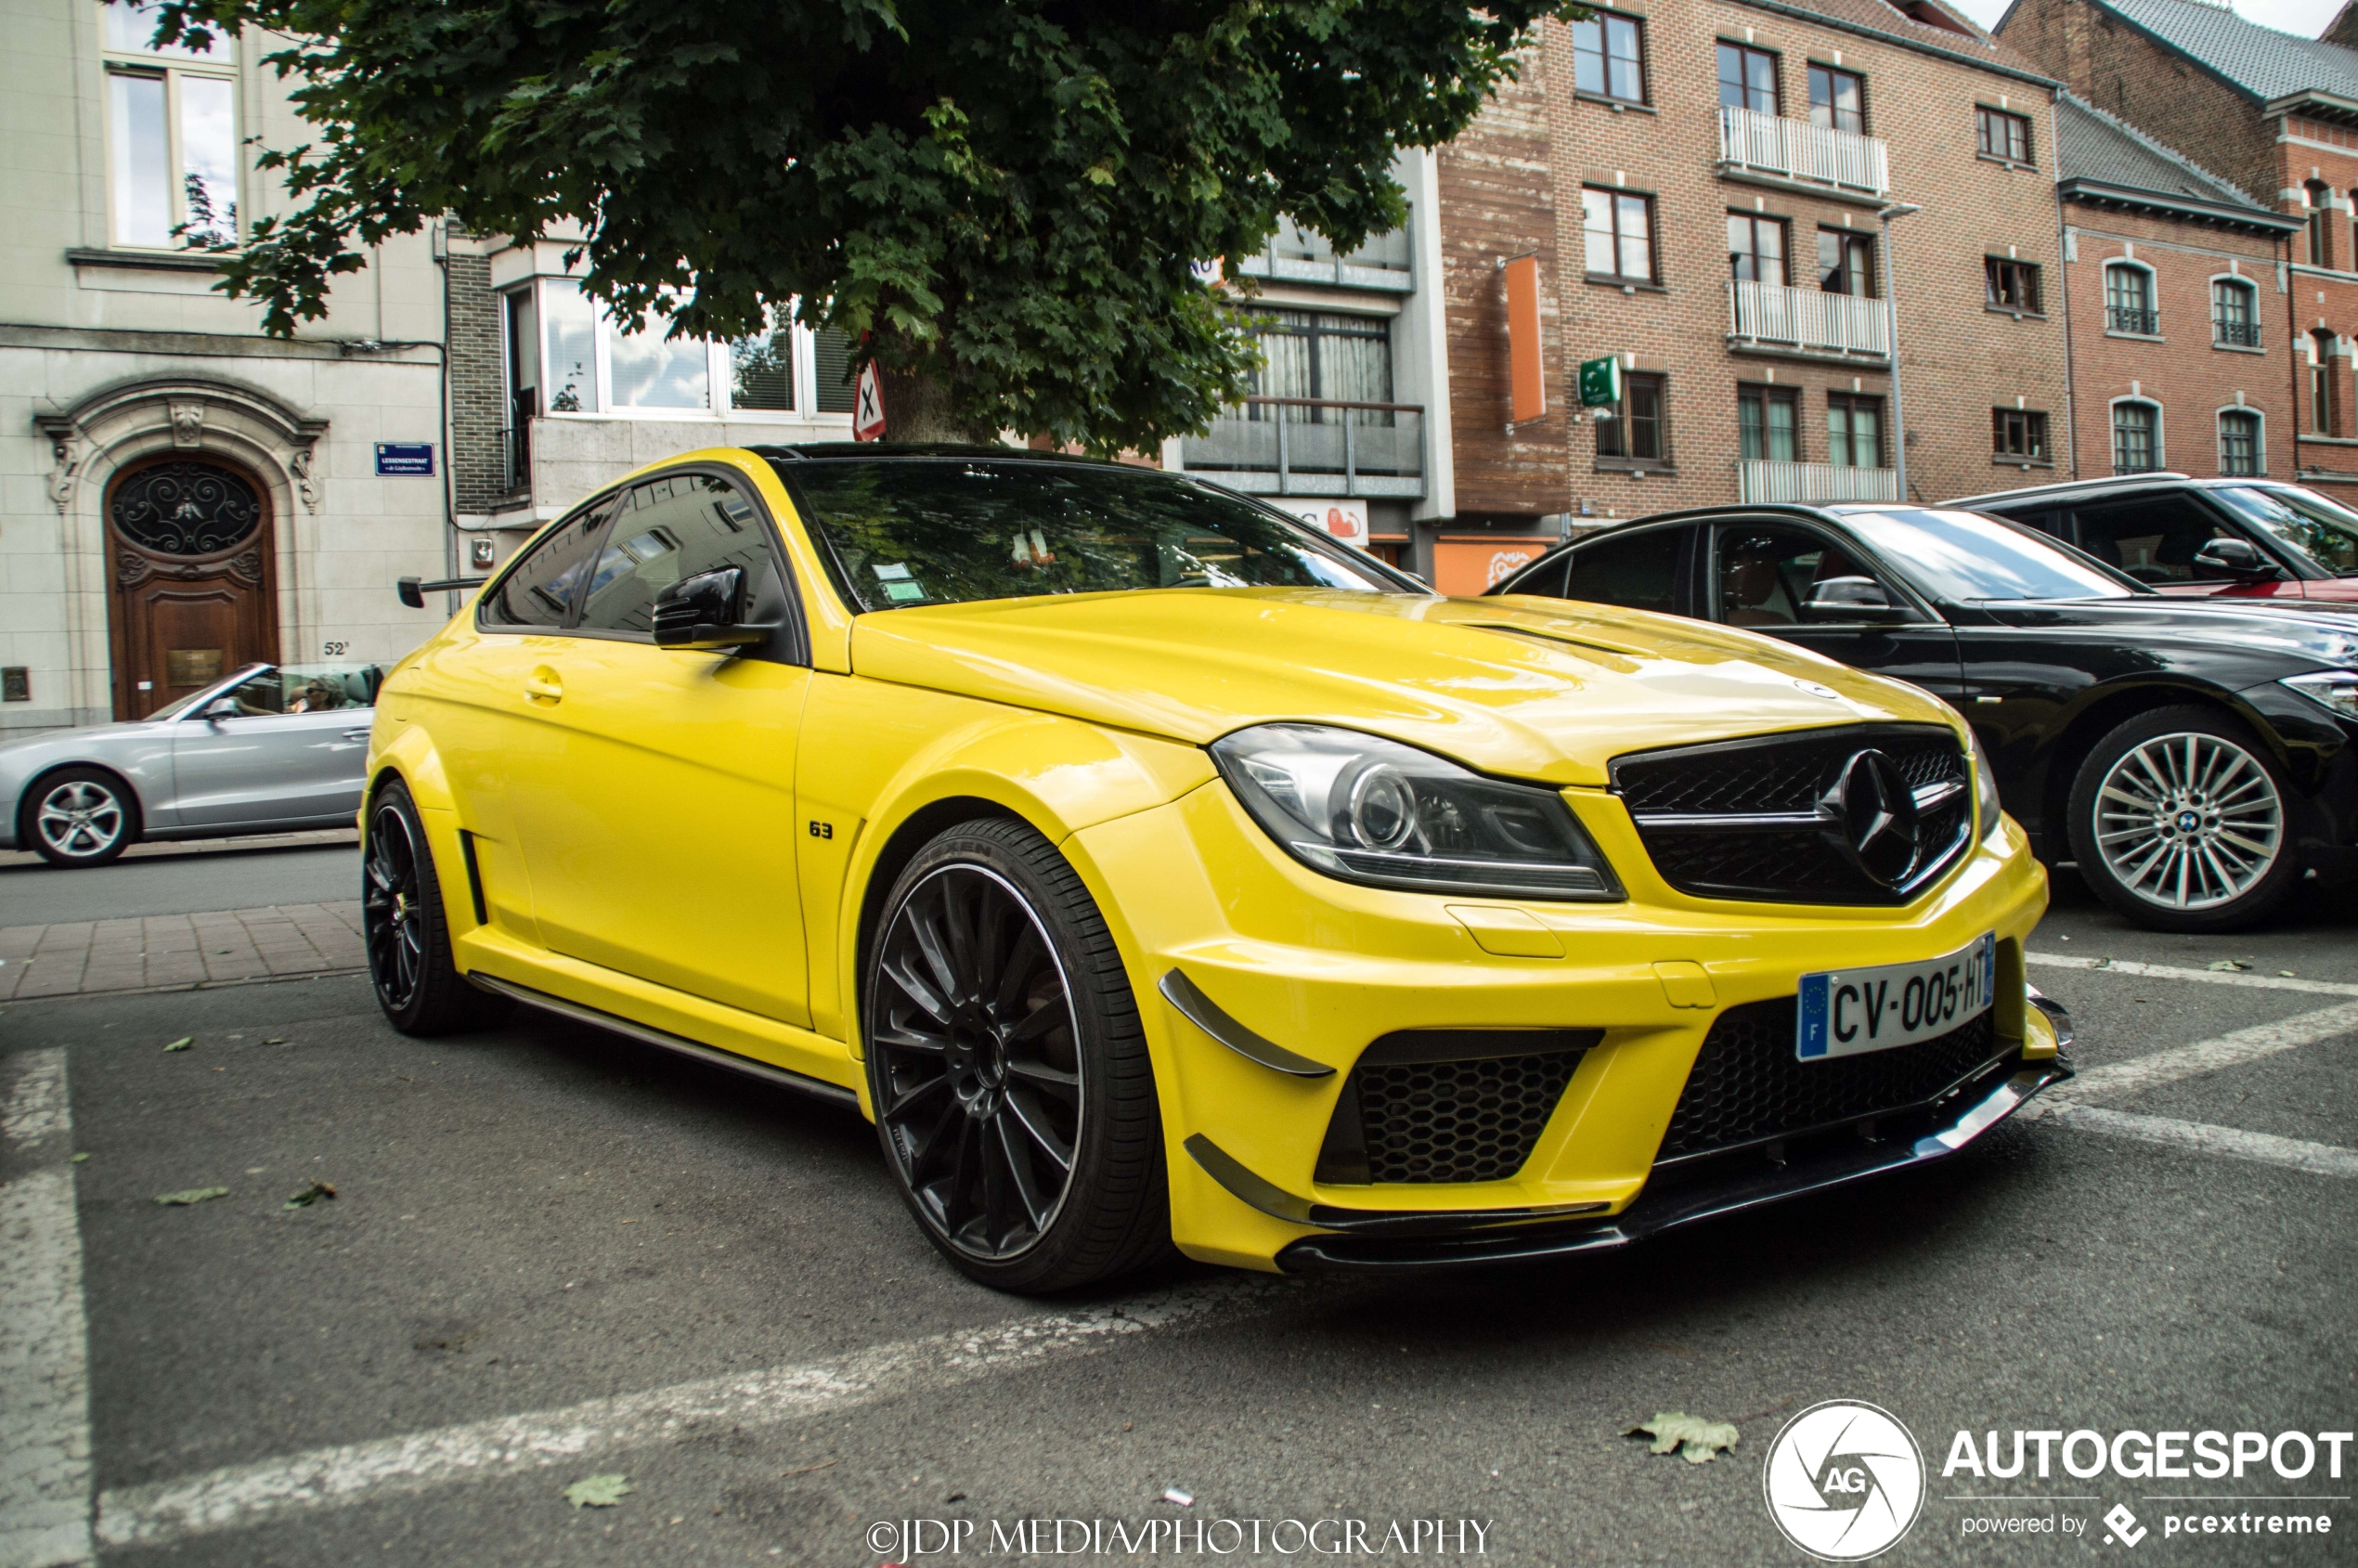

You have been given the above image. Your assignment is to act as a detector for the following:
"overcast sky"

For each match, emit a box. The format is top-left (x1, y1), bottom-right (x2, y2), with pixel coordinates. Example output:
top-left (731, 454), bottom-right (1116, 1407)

top-left (1951, 0), bottom-right (2347, 41)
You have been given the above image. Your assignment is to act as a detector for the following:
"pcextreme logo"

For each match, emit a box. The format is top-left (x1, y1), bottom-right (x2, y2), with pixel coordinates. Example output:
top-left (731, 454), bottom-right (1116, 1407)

top-left (1763, 1401), bottom-right (1927, 1562)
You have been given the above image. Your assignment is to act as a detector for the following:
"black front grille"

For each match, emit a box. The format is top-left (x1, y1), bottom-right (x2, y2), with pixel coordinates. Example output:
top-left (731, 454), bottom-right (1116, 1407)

top-left (1613, 724), bottom-right (1971, 904)
top-left (1657, 998), bottom-right (2003, 1164)
top-left (1315, 1030), bottom-right (1595, 1186)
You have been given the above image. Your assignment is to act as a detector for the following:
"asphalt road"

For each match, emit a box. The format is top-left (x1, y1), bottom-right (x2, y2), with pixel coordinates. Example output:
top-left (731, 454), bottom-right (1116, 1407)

top-left (0, 846), bottom-right (360, 927)
top-left (1, 858), bottom-right (2352, 1566)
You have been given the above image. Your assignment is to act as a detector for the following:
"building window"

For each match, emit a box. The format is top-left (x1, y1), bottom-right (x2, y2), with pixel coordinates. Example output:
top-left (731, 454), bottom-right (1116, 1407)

top-left (1717, 43), bottom-right (1779, 116)
top-left (2212, 278), bottom-right (2261, 346)
top-left (101, 1), bottom-right (239, 250)
top-left (2113, 401), bottom-right (2161, 473)
top-left (1250, 310), bottom-right (1394, 416)
top-left (2219, 408), bottom-right (2262, 475)
top-left (1583, 188), bottom-right (1656, 282)
top-left (2104, 263), bottom-right (2157, 335)
top-left (1992, 408), bottom-right (2049, 461)
top-left (1740, 385), bottom-right (1799, 461)
top-left (1727, 214), bottom-right (1788, 286)
top-left (1596, 373), bottom-right (1668, 463)
top-left (1807, 65), bottom-right (1865, 135)
top-left (1819, 229), bottom-right (1874, 296)
top-left (1572, 13), bottom-right (1646, 104)
top-left (1826, 393), bottom-right (1883, 468)
top-left (2309, 181), bottom-right (2335, 268)
top-left (502, 277), bottom-right (855, 421)
top-left (2312, 329), bottom-right (2339, 435)
top-left (1986, 256), bottom-right (2042, 314)
top-left (1976, 106), bottom-right (2031, 164)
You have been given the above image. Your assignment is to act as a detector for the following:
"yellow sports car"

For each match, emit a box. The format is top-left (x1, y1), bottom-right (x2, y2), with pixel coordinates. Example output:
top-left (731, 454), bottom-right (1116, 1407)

top-left (366, 446), bottom-right (2068, 1291)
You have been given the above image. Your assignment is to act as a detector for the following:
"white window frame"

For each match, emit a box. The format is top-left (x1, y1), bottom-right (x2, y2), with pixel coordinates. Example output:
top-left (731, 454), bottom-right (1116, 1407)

top-left (98, 3), bottom-right (241, 253)
top-left (506, 277), bottom-right (849, 422)
top-left (2215, 404), bottom-right (2265, 477)
top-left (2108, 395), bottom-right (2165, 474)
top-left (2207, 273), bottom-right (2262, 352)
top-left (2102, 259), bottom-right (2157, 333)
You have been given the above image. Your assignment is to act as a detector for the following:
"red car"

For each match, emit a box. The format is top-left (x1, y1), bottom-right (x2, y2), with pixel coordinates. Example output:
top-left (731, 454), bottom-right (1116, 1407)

top-left (1950, 474), bottom-right (2358, 603)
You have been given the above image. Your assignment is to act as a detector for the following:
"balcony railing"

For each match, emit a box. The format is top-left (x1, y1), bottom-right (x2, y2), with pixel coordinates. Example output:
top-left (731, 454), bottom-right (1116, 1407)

top-left (1729, 280), bottom-right (1891, 359)
top-left (1737, 460), bottom-right (1901, 504)
top-left (1174, 396), bottom-right (1425, 498)
top-left (2215, 318), bottom-right (2263, 347)
top-left (1233, 218), bottom-right (1414, 293)
top-left (2107, 305), bottom-right (2160, 335)
top-left (1717, 106), bottom-right (1889, 196)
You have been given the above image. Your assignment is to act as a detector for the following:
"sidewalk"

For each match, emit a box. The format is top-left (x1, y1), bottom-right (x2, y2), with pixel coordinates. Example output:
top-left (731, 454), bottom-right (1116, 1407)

top-left (0, 902), bottom-right (365, 1001)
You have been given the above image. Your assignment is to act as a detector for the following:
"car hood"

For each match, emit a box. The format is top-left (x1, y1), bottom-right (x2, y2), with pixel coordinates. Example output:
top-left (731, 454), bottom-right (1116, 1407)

top-left (849, 588), bottom-right (1958, 786)
top-left (0, 717), bottom-right (162, 761)
top-left (1973, 597), bottom-right (2358, 665)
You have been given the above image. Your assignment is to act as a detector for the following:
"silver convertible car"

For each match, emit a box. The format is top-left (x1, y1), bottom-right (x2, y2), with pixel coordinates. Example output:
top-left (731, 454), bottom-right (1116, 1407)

top-left (0, 663), bottom-right (382, 867)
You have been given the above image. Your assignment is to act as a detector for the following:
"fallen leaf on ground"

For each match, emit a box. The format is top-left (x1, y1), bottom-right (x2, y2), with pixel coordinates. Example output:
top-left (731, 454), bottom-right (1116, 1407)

top-left (780, 1459), bottom-right (837, 1478)
top-left (265, 1037), bottom-right (288, 1045)
top-left (1161, 1487), bottom-right (1194, 1507)
top-left (155, 1187), bottom-right (228, 1206)
top-left (1626, 1412), bottom-right (1740, 1464)
top-left (2279, 970), bottom-right (2297, 978)
top-left (283, 1181), bottom-right (337, 1209)
top-left (2208, 960), bottom-right (2251, 972)
top-left (70, 1153), bottom-right (89, 1163)
top-left (564, 1474), bottom-right (631, 1509)
top-left (162, 1038), bottom-right (192, 1052)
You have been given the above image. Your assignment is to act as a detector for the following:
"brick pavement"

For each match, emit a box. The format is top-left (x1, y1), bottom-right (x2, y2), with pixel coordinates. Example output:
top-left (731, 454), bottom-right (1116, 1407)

top-left (0, 902), bottom-right (365, 1001)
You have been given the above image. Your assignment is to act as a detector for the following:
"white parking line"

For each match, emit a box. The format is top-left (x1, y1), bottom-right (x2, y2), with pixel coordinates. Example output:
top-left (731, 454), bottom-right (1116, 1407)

top-left (0, 1050), bottom-right (94, 1568)
top-left (96, 1275), bottom-right (1286, 1550)
top-left (2049, 1106), bottom-right (2358, 1179)
top-left (2054, 999), bottom-right (2358, 1101)
top-left (2028, 952), bottom-right (2358, 999)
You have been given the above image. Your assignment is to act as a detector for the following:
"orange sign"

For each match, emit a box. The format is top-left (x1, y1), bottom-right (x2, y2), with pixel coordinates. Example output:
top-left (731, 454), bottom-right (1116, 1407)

top-left (1433, 536), bottom-right (1553, 597)
top-left (1503, 255), bottom-right (1545, 425)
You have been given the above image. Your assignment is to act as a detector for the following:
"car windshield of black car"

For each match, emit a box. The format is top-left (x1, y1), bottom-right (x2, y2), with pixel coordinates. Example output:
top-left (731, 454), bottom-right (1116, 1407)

top-left (2213, 486), bottom-right (2358, 577)
top-left (1842, 509), bottom-right (2138, 602)
top-left (778, 459), bottom-right (1405, 611)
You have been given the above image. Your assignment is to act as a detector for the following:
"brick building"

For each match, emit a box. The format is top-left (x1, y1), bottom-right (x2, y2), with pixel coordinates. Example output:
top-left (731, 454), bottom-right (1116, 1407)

top-left (1415, 0), bottom-right (2075, 585)
top-left (2045, 91), bottom-right (2300, 486)
top-left (1998, 0), bottom-right (2358, 490)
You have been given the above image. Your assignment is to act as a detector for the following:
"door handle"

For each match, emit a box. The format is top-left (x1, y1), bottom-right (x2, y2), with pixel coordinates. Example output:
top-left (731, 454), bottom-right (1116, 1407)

top-left (525, 667), bottom-right (563, 704)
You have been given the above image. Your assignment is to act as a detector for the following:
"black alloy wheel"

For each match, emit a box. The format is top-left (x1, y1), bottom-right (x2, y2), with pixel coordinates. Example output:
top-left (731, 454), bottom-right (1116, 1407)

top-left (26, 767), bottom-right (138, 867)
top-left (364, 781), bottom-right (510, 1036)
top-left (865, 818), bottom-right (1168, 1292)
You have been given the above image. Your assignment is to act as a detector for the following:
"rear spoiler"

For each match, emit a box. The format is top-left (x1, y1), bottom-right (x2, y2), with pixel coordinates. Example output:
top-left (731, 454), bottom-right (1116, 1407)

top-left (397, 576), bottom-right (487, 609)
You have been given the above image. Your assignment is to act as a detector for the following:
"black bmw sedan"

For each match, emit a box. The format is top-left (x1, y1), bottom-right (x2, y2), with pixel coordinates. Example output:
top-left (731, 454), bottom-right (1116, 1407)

top-left (1487, 504), bottom-right (2358, 932)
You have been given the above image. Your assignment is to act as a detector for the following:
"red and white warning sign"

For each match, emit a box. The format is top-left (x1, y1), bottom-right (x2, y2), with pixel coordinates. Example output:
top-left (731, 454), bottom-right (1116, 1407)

top-left (851, 360), bottom-right (887, 442)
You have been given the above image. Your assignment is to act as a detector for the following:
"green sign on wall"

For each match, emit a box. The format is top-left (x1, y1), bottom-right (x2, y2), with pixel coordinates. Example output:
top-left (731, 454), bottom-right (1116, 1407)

top-left (1577, 356), bottom-right (1622, 408)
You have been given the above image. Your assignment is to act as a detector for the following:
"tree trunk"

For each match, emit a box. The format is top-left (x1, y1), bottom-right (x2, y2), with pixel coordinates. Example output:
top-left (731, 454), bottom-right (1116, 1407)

top-left (875, 364), bottom-right (997, 445)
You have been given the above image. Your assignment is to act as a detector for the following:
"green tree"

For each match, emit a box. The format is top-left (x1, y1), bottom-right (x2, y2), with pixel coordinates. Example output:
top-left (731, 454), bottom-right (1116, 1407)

top-left (147, 0), bottom-right (1578, 447)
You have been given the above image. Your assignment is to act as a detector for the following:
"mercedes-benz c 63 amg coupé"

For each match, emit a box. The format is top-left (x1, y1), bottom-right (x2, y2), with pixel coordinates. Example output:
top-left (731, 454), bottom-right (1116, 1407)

top-left (361, 446), bottom-right (2066, 1290)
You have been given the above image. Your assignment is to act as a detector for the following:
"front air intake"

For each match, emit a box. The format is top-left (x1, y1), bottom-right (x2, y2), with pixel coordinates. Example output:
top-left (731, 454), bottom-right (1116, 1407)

top-left (1315, 1030), bottom-right (1599, 1186)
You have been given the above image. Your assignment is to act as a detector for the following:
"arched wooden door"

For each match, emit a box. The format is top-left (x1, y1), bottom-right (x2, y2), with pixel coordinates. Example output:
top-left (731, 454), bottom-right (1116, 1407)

top-left (106, 457), bottom-right (280, 720)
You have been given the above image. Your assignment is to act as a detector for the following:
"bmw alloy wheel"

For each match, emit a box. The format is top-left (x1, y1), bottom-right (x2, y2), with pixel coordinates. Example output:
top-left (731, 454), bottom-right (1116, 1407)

top-left (2091, 730), bottom-right (2284, 912)
top-left (35, 778), bottom-right (127, 862)
top-left (363, 798), bottom-right (428, 1012)
top-left (870, 862), bottom-right (1084, 1262)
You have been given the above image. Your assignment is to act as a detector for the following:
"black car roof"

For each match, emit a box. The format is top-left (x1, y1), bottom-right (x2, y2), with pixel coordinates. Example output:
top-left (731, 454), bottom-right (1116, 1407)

top-left (1943, 472), bottom-right (2261, 509)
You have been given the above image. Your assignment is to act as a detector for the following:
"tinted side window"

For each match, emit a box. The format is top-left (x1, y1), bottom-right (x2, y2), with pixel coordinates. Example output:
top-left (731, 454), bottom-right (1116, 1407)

top-left (2068, 495), bottom-right (2238, 583)
top-left (574, 473), bottom-right (778, 637)
top-left (1565, 527), bottom-right (1685, 614)
top-left (1501, 551), bottom-right (1573, 599)
top-left (481, 500), bottom-right (613, 628)
top-left (1712, 523), bottom-right (1892, 626)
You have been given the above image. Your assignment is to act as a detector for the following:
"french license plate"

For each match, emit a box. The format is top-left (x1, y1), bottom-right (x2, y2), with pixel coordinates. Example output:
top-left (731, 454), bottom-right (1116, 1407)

top-left (1795, 932), bottom-right (1995, 1061)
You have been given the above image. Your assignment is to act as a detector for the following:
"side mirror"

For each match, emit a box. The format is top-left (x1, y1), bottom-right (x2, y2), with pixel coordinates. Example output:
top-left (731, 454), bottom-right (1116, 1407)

top-left (652, 566), bottom-right (771, 651)
top-left (396, 575), bottom-right (487, 609)
top-left (2192, 537), bottom-right (2280, 580)
top-left (201, 697), bottom-right (240, 723)
top-left (1802, 576), bottom-right (1916, 623)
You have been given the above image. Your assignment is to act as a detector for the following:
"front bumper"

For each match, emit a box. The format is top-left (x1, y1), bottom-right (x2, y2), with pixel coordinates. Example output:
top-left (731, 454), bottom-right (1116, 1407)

top-left (1066, 777), bottom-right (2060, 1273)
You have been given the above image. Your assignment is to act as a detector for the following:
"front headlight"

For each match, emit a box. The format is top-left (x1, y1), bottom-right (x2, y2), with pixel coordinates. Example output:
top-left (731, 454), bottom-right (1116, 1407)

top-left (1209, 723), bottom-right (1623, 901)
top-left (1965, 720), bottom-right (2005, 842)
top-left (2283, 670), bottom-right (2358, 719)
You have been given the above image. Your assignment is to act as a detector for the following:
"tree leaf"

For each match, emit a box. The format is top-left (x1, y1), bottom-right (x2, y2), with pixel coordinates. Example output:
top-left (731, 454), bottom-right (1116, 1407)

top-left (1626, 1411), bottom-right (1740, 1464)
top-left (284, 1181), bottom-right (338, 1209)
top-left (564, 1473), bottom-right (632, 1509)
top-left (163, 1038), bottom-right (193, 1052)
top-left (155, 1187), bottom-right (229, 1206)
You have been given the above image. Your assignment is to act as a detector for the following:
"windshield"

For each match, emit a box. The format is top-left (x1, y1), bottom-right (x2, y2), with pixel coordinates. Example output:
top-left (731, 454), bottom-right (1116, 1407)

top-left (775, 458), bottom-right (1406, 612)
top-left (2211, 485), bottom-right (2358, 577)
top-left (1843, 509), bottom-right (2139, 602)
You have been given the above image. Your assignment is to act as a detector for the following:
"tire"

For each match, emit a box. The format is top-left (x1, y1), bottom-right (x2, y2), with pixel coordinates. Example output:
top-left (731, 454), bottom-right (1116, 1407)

top-left (23, 766), bottom-right (139, 868)
top-left (863, 817), bottom-right (1169, 1293)
top-left (2067, 705), bottom-right (2303, 933)
top-left (364, 781), bottom-right (512, 1036)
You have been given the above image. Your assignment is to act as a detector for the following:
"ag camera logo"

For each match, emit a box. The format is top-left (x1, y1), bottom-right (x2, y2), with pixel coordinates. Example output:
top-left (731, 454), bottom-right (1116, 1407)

top-left (1763, 1401), bottom-right (1926, 1561)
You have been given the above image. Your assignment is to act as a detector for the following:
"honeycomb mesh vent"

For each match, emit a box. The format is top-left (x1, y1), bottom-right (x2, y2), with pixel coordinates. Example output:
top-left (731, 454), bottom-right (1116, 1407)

top-left (1658, 998), bottom-right (2004, 1163)
top-left (1355, 1052), bottom-right (1581, 1184)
